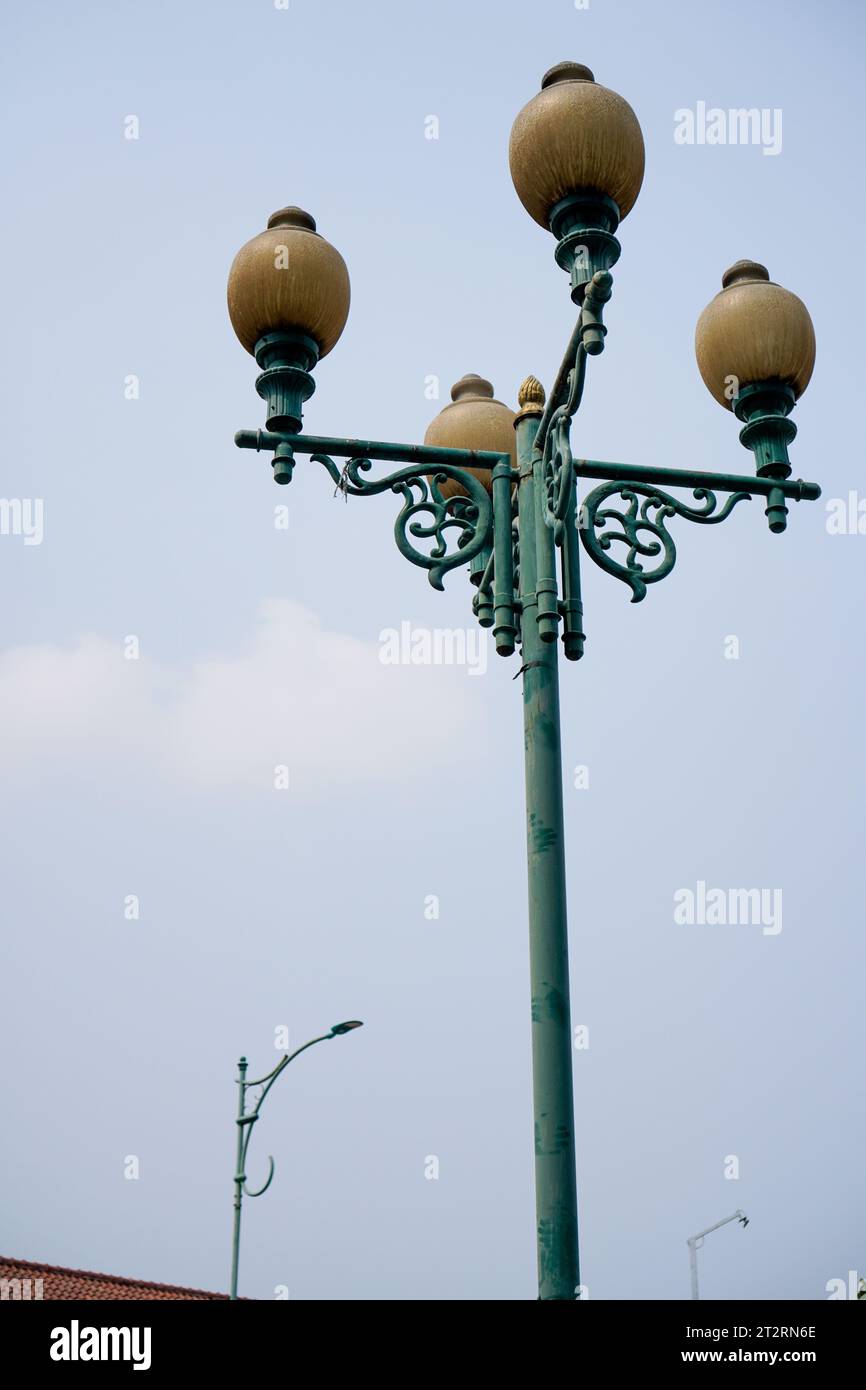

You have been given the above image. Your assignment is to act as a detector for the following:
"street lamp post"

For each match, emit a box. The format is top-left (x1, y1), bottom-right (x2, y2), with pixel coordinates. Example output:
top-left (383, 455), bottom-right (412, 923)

top-left (688, 1211), bottom-right (750, 1300)
top-left (226, 62), bottom-right (820, 1301)
top-left (229, 1021), bottom-right (363, 1300)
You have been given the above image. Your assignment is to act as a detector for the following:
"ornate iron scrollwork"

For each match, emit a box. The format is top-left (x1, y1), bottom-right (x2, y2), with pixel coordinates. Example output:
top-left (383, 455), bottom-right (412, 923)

top-left (537, 270), bottom-right (612, 542)
top-left (578, 483), bottom-right (752, 602)
top-left (540, 357), bottom-right (587, 543)
top-left (310, 453), bottom-right (494, 590)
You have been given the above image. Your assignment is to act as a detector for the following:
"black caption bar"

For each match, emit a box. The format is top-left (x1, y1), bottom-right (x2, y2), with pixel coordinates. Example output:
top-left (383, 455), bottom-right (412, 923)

top-left (3, 1297), bottom-right (860, 1374)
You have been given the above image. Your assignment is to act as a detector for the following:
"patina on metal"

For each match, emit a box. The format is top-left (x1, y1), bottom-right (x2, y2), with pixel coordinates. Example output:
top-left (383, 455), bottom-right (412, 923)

top-left (228, 61), bottom-right (821, 1301)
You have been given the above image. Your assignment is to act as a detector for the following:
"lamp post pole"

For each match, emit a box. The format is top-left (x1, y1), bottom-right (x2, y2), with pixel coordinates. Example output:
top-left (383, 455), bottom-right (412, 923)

top-left (226, 61), bottom-right (821, 1300)
top-left (229, 1053), bottom-right (249, 1303)
top-left (516, 408), bottom-right (579, 1298)
top-left (229, 1021), bottom-right (363, 1301)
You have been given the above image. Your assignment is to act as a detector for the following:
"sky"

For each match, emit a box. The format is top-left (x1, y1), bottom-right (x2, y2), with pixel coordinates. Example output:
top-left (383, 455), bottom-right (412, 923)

top-left (1, 0), bottom-right (864, 1301)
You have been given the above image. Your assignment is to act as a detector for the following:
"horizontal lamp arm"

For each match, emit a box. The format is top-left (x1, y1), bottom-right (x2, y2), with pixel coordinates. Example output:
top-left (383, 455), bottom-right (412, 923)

top-left (235, 428), bottom-right (513, 476)
top-left (236, 428), bottom-right (506, 593)
top-left (574, 457), bottom-right (821, 502)
top-left (575, 459), bottom-right (820, 605)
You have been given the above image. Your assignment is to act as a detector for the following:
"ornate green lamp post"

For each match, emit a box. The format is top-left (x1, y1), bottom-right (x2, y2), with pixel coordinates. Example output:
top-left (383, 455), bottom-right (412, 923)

top-left (226, 62), bottom-right (819, 1301)
top-left (230, 1021), bottom-right (363, 1300)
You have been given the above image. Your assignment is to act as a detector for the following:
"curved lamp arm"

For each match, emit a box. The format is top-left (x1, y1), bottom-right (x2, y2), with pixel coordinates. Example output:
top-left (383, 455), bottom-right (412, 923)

top-left (236, 1023), bottom-right (363, 1200)
top-left (237, 1034), bottom-right (332, 1198)
top-left (230, 1021), bottom-right (363, 1300)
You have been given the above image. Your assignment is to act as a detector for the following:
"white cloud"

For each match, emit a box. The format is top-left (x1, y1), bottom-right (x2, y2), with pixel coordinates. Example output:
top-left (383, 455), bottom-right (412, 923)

top-left (0, 600), bottom-right (488, 793)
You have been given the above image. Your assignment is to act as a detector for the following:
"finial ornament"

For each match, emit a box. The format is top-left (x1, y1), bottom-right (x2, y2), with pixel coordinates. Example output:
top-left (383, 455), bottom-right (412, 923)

top-left (517, 375), bottom-right (546, 414)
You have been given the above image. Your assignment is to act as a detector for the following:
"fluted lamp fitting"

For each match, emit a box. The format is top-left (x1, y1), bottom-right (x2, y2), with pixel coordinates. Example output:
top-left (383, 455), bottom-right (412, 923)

top-left (509, 62), bottom-right (645, 229)
top-left (227, 207), bottom-right (350, 359)
top-left (695, 261), bottom-right (815, 409)
top-left (424, 376), bottom-right (516, 499)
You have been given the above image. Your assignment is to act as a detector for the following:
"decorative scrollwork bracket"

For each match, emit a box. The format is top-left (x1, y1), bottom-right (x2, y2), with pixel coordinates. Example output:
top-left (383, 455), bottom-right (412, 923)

top-left (310, 453), bottom-right (495, 591)
top-left (578, 482), bottom-right (752, 602)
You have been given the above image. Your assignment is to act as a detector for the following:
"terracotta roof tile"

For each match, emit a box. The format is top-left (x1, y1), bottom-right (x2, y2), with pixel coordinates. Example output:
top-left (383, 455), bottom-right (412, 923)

top-left (0, 1256), bottom-right (233, 1301)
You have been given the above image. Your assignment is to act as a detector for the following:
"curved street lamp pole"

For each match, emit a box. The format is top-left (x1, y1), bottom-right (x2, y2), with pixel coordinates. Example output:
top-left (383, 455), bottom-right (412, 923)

top-left (226, 62), bottom-right (820, 1300)
top-left (230, 1020), bottom-right (363, 1300)
top-left (688, 1210), bottom-right (750, 1300)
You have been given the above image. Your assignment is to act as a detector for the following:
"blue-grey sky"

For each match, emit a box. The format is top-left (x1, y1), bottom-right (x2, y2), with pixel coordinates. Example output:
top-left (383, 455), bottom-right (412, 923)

top-left (1, 0), bottom-right (864, 1300)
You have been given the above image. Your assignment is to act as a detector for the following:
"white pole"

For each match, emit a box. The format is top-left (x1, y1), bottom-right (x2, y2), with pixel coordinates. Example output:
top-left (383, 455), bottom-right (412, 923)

top-left (688, 1239), bottom-right (700, 1300)
top-left (687, 1211), bottom-right (748, 1300)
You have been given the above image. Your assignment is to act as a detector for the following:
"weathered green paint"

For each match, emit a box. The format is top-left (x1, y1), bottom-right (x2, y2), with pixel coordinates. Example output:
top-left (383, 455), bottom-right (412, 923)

top-left (516, 410), bottom-right (579, 1300)
top-left (571, 455), bottom-right (818, 503)
top-left (234, 271), bottom-right (821, 1302)
top-left (734, 381), bottom-right (799, 533)
top-left (253, 331), bottom-right (319, 434)
top-left (492, 455), bottom-right (518, 656)
top-left (234, 428), bottom-right (510, 471)
top-left (550, 191), bottom-right (622, 302)
top-left (532, 431), bottom-right (561, 644)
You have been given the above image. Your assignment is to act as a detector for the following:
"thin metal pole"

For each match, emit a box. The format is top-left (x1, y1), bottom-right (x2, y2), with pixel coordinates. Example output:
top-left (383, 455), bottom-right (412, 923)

top-left (689, 1239), bottom-right (699, 1300)
top-left (229, 1056), bottom-right (247, 1301)
top-left (516, 411), bottom-right (579, 1299)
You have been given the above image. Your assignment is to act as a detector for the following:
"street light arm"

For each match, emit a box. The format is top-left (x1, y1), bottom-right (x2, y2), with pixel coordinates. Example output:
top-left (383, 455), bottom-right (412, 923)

top-left (575, 458), bottom-right (820, 500)
top-left (688, 1210), bottom-right (749, 1245)
top-left (237, 1033), bottom-right (334, 1197)
top-left (234, 429), bottom-right (510, 471)
top-left (244, 1033), bottom-right (332, 1099)
top-left (236, 431), bottom-right (501, 595)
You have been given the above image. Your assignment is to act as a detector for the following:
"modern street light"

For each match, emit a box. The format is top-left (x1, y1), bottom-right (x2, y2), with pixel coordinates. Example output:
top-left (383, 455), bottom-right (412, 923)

top-left (229, 1021), bottom-right (363, 1300)
top-left (227, 62), bottom-right (819, 1301)
top-left (687, 1211), bottom-right (750, 1300)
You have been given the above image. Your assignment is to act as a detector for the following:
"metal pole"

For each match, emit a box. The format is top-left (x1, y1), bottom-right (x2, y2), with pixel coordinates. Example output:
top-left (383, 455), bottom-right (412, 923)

top-left (515, 410), bottom-right (579, 1300)
top-left (687, 1210), bottom-right (748, 1300)
top-left (688, 1238), bottom-right (699, 1300)
top-left (229, 1056), bottom-right (248, 1301)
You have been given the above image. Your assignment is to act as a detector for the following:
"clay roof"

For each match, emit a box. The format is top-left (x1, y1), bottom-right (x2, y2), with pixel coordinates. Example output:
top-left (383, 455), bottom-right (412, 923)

top-left (0, 1255), bottom-right (231, 1301)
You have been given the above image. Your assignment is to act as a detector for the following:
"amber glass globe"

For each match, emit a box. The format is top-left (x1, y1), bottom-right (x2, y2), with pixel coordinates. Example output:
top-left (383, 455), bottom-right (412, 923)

top-left (695, 262), bottom-right (815, 408)
top-left (227, 207), bottom-right (350, 358)
top-left (509, 62), bottom-right (645, 229)
top-left (424, 376), bottom-right (516, 500)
